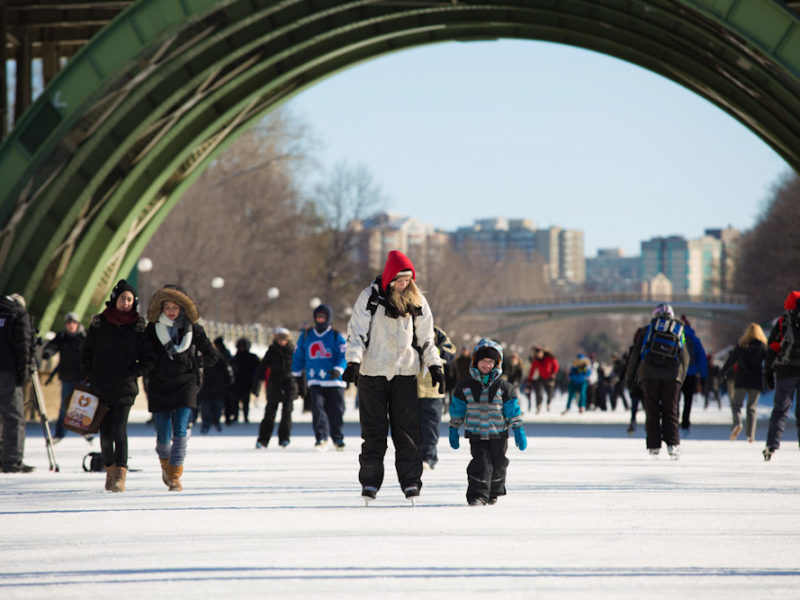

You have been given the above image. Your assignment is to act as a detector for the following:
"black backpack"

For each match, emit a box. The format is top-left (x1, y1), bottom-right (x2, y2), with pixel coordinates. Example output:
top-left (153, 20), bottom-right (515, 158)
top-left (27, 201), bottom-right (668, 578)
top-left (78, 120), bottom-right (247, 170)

top-left (774, 311), bottom-right (800, 365)
top-left (83, 452), bottom-right (104, 472)
top-left (640, 317), bottom-right (685, 367)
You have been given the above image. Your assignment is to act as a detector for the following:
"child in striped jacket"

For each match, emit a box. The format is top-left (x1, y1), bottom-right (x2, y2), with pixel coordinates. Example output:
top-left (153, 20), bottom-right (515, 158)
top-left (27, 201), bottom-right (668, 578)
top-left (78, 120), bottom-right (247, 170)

top-left (449, 338), bottom-right (527, 506)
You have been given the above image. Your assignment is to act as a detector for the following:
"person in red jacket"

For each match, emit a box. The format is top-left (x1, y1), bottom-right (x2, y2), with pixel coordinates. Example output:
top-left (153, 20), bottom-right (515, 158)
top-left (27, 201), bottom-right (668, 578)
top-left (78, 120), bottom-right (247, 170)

top-left (525, 346), bottom-right (559, 413)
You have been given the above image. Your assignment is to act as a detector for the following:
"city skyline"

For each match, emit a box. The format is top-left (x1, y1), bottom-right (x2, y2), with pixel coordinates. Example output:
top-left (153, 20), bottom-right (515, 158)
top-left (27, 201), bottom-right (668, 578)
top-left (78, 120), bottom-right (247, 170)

top-left (288, 39), bottom-right (790, 257)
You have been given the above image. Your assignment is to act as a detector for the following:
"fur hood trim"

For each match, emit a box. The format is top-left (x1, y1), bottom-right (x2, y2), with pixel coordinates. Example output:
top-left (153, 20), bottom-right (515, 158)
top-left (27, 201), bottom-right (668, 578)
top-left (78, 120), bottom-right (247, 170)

top-left (147, 287), bottom-right (199, 323)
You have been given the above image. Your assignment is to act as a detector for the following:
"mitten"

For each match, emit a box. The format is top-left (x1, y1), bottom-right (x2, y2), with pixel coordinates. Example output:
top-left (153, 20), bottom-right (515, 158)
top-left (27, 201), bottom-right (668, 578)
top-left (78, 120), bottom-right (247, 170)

top-left (449, 427), bottom-right (460, 450)
top-left (513, 427), bottom-right (527, 451)
top-left (429, 365), bottom-right (445, 394)
top-left (342, 362), bottom-right (360, 383)
top-left (763, 368), bottom-right (775, 391)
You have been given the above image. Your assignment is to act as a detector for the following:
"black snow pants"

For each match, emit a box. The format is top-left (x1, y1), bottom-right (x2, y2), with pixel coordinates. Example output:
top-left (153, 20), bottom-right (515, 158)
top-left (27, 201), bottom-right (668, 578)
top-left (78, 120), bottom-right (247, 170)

top-left (357, 374), bottom-right (422, 493)
top-left (467, 436), bottom-right (509, 504)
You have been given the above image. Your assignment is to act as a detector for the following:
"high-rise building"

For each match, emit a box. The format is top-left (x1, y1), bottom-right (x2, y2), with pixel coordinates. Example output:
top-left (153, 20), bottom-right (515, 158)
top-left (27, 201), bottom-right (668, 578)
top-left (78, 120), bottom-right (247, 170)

top-left (585, 248), bottom-right (640, 292)
top-left (348, 213), bottom-right (449, 275)
top-left (451, 218), bottom-right (538, 262)
top-left (641, 232), bottom-right (731, 295)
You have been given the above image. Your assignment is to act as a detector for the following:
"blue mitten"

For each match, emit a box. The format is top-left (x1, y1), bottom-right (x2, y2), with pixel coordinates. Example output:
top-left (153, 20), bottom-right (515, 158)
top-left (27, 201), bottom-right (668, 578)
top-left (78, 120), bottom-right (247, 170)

top-left (449, 427), bottom-right (460, 450)
top-left (513, 427), bottom-right (527, 451)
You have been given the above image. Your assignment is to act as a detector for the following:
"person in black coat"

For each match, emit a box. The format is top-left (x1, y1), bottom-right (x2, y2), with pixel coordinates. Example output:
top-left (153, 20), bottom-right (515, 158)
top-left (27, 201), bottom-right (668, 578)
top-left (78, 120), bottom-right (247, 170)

top-left (42, 312), bottom-right (86, 442)
top-left (0, 293), bottom-right (34, 473)
top-left (144, 285), bottom-right (216, 491)
top-left (230, 337), bottom-right (259, 424)
top-left (255, 328), bottom-right (298, 449)
top-left (198, 337), bottom-right (233, 434)
top-left (81, 280), bottom-right (148, 491)
top-left (722, 323), bottom-right (767, 443)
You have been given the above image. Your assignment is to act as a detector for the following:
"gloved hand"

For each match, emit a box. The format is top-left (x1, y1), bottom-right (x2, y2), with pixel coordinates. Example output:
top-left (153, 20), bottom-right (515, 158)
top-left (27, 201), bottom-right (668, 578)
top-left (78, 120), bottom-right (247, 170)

top-left (449, 427), bottom-right (460, 450)
top-left (429, 365), bottom-right (445, 394)
top-left (342, 362), bottom-right (360, 383)
top-left (327, 368), bottom-right (341, 380)
top-left (763, 368), bottom-right (775, 391)
top-left (513, 427), bottom-right (527, 451)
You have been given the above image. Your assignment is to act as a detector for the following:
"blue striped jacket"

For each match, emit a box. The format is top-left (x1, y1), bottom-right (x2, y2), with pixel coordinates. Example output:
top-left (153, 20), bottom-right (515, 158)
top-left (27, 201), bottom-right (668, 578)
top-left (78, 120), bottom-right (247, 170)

top-left (449, 372), bottom-right (522, 440)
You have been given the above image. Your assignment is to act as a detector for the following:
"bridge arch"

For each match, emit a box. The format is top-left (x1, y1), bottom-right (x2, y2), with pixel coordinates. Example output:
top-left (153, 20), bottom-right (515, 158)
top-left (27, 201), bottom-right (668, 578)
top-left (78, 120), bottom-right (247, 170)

top-left (1, 0), bottom-right (799, 331)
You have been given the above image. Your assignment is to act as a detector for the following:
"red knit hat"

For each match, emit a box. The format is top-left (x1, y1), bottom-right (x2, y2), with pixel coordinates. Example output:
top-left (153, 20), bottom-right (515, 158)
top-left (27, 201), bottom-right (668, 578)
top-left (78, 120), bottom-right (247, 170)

top-left (381, 250), bottom-right (416, 290)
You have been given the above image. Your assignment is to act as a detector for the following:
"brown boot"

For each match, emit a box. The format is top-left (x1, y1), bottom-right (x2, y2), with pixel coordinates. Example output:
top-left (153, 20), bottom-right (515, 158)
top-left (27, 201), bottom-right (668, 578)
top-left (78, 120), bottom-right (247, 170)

top-left (111, 466), bottom-right (127, 492)
top-left (105, 465), bottom-right (116, 491)
top-left (166, 464), bottom-right (183, 492)
top-left (159, 458), bottom-right (170, 487)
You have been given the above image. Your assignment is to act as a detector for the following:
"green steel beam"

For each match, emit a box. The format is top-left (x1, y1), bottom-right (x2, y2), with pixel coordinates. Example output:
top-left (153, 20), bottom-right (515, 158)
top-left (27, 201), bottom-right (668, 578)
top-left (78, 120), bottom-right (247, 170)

top-left (0, 0), bottom-right (798, 332)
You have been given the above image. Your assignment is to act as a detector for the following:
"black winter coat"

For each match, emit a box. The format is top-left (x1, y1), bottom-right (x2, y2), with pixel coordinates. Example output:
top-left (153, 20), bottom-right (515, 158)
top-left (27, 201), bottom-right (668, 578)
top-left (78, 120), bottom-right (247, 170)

top-left (144, 322), bottom-right (217, 412)
top-left (198, 349), bottom-right (233, 403)
top-left (232, 350), bottom-right (260, 395)
top-left (81, 313), bottom-right (148, 405)
top-left (0, 296), bottom-right (31, 385)
top-left (258, 342), bottom-right (298, 400)
top-left (723, 340), bottom-right (765, 390)
top-left (43, 330), bottom-right (86, 382)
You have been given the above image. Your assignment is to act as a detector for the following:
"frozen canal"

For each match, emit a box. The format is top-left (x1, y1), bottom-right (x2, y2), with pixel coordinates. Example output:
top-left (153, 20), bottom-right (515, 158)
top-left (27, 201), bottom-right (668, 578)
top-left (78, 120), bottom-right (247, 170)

top-left (2, 397), bottom-right (799, 599)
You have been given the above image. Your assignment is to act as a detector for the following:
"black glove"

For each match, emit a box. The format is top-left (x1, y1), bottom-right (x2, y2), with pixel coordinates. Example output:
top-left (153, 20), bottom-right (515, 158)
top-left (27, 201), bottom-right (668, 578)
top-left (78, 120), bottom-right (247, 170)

top-left (342, 362), bottom-right (360, 383)
top-left (429, 364), bottom-right (445, 394)
top-left (763, 368), bottom-right (775, 391)
top-left (327, 369), bottom-right (340, 380)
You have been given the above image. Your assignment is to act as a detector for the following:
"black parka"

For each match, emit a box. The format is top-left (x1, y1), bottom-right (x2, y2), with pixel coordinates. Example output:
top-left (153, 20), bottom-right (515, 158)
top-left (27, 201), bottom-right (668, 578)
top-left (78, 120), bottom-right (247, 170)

top-left (723, 340), bottom-right (765, 390)
top-left (81, 313), bottom-right (148, 405)
top-left (0, 296), bottom-right (31, 385)
top-left (43, 329), bottom-right (86, 383)
top-left (144, 322), bottom-right (217, 412)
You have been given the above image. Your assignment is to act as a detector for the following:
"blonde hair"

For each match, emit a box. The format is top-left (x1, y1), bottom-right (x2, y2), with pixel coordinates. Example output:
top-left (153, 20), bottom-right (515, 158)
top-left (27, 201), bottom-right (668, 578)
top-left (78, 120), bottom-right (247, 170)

top-left (388, 278), bottom-right (423, 315)
top-left (739, 322), bottom-right (767, 347)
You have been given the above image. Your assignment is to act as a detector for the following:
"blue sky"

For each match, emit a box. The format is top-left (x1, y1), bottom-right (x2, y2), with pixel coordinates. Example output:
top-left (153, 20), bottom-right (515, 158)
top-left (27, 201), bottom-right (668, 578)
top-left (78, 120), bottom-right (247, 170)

top-left (287, 39), bottom-right (790, 258)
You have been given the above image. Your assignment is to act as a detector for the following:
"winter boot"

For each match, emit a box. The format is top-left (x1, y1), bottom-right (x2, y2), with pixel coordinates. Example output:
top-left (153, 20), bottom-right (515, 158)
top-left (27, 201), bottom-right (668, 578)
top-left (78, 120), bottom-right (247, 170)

top-left (159, 458), bottom-right (170, 487)
top-left (105, 465), bottom-right (116, 491)
top-left (166, 465), bottom-right (184, 492)
top-left (111, 466), bottom-right (127, 492)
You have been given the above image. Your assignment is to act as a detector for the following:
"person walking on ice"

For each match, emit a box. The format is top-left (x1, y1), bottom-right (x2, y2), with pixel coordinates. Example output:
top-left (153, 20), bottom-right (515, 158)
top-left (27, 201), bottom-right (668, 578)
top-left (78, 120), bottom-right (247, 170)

top-left (343, 250), bottom-right (443, 505)
top-left (449, 338), bottom-right (527, 506)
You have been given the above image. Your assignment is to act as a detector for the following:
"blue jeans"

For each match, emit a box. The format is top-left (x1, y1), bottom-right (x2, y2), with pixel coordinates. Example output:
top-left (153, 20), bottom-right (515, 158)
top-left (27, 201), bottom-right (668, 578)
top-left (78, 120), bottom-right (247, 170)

top-left (153, 407), bottom-right (192, 466)
top-left (766, 374), bottom-right (800, 450)
top-left (54, 381), bottom-right (76, 438)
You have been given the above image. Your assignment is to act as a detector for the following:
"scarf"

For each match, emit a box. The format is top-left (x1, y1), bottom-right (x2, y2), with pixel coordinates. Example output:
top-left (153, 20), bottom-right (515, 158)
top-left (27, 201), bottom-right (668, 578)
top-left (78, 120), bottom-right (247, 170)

top-left (102, 307), bottom-right (139, 327)
top-left (155, 312), bottom-right (193, 358)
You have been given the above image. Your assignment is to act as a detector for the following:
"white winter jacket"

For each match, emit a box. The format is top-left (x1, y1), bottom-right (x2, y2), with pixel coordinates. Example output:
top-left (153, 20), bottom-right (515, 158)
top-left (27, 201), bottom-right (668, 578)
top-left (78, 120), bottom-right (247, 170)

top-left (345, 280), bottom-right (442, 379)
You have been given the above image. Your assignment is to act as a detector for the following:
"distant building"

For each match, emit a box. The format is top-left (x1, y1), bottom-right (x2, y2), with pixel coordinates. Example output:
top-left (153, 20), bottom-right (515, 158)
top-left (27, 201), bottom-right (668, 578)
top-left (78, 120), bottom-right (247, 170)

top-left (585, 248), bottom-right (640, 292)
top-left (451, 220), bottom-right (585, 285)
top-left (640, 229), bottom-right (738, 295)
top-left (348, 212), bottom-right (449, 276)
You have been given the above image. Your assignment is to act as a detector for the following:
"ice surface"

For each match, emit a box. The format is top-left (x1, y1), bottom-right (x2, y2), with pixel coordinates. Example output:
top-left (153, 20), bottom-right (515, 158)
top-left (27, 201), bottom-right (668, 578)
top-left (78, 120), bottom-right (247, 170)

top-left (2, 392), bottom-right (799, 599)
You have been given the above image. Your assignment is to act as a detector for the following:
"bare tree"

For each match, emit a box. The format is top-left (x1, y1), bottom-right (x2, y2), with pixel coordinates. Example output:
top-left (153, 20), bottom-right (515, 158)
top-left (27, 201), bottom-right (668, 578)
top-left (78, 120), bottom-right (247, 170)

top-left (734, 171), bottom-right (800, 322)
top-left (307, 161), bottom-right (389, 302)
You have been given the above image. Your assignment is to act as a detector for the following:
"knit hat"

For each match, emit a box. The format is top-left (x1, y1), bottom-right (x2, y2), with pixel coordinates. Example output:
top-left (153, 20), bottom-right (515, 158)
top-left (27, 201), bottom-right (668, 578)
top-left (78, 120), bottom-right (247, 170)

top-left (8, 293), bottom-right (25, 310)
top-left (472, 338), bottom-right (503, 368)
top-left (65, 312), bottom-right (79, 323)
top-left (106, 279), bottom-right (138, 310)
top-left (273, 327), bottom-right (291, 342)
top-left (783, 291), bottom-right (800, 312)
top-left (147, 284), bottom-right (199, 323)
top-left (313, 304), bottom-right (332, 323)
top-left (652, 303), bottom-right (674, 318)
top-left (381, 250), bottom-right (416, 291)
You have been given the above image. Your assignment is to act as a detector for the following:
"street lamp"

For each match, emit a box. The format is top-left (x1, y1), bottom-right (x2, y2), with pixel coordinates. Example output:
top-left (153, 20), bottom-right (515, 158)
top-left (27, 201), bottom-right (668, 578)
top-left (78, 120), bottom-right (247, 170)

top-left (137, 257), bottom-right (153, 305)
top-left (211, 276), bottom-right (224, 322)
top-left (266, 286), bottom-right (280, 328)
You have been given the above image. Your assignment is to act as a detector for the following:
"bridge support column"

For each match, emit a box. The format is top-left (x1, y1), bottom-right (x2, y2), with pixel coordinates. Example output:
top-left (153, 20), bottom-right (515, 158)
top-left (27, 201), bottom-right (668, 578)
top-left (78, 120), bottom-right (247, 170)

top-left (0, 2), bottom-right (6, 140)
top-left (14, 30), bottom-right (31, 123)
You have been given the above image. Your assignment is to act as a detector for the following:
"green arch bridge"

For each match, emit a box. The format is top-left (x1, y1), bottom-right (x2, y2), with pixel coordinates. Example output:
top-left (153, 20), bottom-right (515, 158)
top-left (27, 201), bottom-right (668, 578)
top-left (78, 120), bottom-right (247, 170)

top-left (1, 0), bottom-right (799, 331)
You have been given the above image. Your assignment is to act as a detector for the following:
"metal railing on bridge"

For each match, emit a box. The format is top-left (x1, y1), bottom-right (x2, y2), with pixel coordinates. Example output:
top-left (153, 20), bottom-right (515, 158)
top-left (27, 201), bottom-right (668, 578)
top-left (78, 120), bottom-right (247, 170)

top-left (472, 292), bottom-right (749, 324)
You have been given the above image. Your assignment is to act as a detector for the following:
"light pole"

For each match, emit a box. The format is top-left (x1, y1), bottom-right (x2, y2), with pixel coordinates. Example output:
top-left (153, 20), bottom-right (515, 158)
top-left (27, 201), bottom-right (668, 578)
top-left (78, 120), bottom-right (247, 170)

top-left (211, 276), bottom-right (224, 322)
top-left (266, 286), bottom-right (279, 328)
top-left (137, 257), bottom-right (153, 305)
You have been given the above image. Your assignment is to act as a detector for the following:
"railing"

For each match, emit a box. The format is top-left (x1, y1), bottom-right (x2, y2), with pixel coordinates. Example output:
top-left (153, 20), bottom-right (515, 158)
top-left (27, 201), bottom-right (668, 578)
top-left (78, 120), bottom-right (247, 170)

top-left (475, 292), bottom-right (748, 311)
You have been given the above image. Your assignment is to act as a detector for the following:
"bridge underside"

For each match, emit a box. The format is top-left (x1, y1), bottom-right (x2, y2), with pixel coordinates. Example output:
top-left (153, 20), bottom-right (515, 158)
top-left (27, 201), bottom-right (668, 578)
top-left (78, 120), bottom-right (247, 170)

top-left (1, 0), bottom-right (799, 331)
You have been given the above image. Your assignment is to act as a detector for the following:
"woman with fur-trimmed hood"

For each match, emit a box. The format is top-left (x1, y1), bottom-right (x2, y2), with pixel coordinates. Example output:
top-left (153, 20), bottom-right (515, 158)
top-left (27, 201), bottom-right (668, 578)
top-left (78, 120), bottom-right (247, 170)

top-left (143, 285), bottom-right (216, 491)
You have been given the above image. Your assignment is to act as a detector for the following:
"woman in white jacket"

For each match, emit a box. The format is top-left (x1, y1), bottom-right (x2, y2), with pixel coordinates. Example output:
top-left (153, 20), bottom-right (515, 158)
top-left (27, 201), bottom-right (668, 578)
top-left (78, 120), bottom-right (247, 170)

top-left (343, 250), bottom-right (443, 505)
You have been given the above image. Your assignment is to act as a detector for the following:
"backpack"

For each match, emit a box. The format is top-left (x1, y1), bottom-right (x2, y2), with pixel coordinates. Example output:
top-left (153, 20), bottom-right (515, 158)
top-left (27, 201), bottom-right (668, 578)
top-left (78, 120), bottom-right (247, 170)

top-left (773, 311), bottom-right (800, 365)
top-left (83, 452), bottom-right (104, 472)
top-left (640, 317), bottom-right (685, 366)
top-left (363, 280), bottom-right (424, 355)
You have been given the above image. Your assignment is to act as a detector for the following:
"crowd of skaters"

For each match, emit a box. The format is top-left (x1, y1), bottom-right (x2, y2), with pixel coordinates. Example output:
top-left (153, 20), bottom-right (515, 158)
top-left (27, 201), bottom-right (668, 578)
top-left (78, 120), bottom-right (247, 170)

top-left (2, 256), bottom-right (800, 499)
